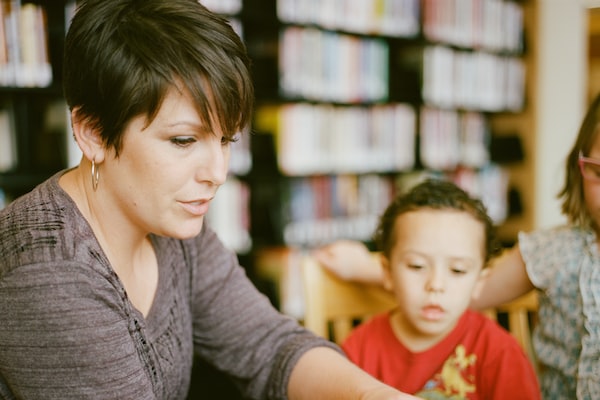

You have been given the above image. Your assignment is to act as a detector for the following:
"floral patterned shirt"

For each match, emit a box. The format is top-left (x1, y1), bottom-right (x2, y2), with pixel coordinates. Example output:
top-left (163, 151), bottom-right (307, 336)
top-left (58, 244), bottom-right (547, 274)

top-left (520, 226), bottom-right (600, 400)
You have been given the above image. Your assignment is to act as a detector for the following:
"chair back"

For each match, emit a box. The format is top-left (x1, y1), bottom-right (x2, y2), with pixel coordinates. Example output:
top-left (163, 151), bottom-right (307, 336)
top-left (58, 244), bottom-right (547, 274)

top-left (483, 290), bottom-right (539, 365)
top-left (301, 253), bottom-right (396, 344)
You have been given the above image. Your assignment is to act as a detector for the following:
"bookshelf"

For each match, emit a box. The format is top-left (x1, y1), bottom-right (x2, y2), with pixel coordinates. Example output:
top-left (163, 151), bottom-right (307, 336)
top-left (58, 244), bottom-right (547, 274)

top-left (0, 0), bottom-right (254, 256)
top-left (200, 0), bottom-right (253, 255)
top-left (241, 0), bottom-right (533, 314)
top-left (0, 0), bottom-right (73, 209)
top-left (245, 0), bottom-right (528, 254)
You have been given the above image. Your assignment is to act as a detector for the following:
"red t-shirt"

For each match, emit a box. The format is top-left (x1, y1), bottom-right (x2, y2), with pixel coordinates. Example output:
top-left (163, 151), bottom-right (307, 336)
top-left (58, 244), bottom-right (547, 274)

top-left (342, 310), bottom-right (540, 399)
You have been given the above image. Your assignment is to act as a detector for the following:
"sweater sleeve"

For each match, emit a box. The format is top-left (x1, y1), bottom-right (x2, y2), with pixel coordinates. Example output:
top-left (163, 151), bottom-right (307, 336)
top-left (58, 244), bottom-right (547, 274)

top-left (188, 227), bottom-right (341, 400)
top-left (0, 261), bottom-right (156, 400)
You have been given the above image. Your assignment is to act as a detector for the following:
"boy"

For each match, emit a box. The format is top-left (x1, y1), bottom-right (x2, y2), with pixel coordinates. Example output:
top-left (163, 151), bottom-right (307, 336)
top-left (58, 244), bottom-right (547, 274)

top-left (341, 179), bottom-right (540, 399)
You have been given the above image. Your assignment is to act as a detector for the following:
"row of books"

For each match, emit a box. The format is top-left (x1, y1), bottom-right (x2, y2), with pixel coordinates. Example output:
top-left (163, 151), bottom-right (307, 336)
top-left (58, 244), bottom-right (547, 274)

top-left (280, 27), bottom-right (389, 103)
top-left (0, 1), bottom-right (52, 87)
top-left (277, 0), bottom-right (420, 38)
top-left (258, 102), bottom-right (416, 176)
top-left (279, 166), bottom-right (509, 247)
top-left (257, 102), bottom-right (493, 176)
top-left (277, 0), bottom-right (522, 53)
top-left (206, 177), bottom-right (251, 253)
top-left (419, 108), bottom-right (490, 170)
top-left (394, 167), bottom-right (509, 224)
top-left (0, 103), bottom-right (15, 171)
top-left (421, 45), bottom-right (525, 111)
top-left (279, 26), bottom-right (525, 111)
top-left (282, 174), bottom-right (394, 246)
top-left (423, 0), bottom-right (523, 53)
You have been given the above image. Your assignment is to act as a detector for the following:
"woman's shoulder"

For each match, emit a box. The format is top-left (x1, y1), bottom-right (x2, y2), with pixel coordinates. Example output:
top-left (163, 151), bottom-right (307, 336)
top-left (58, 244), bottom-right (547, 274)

top-left (518, 225), bottom-right (590, 275)
top-left (518, 225), bottom-right (590, 248)
top-left (0, 172), bottom-right (101, 278)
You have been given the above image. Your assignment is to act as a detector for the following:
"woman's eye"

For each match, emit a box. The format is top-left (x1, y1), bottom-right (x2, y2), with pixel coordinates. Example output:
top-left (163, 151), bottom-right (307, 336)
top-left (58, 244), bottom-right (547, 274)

top-left (222, 135), bottom-right (238, 145)
top-left (170, 137), bottom-right (196, 147)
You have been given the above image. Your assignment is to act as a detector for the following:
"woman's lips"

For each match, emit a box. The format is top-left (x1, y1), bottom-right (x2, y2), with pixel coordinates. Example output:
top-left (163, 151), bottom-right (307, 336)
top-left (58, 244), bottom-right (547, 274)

top-left (179, 199), bottom-right (211, 216)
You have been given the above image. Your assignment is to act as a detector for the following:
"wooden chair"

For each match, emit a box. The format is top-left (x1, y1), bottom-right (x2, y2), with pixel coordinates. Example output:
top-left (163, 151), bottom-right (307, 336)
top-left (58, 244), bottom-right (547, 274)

top-left (301, 252), bottom-right (396, 344)
top-left (482, 290), bottom-right (539, 365)
top-left (301, 253), bottom-right (539, 366)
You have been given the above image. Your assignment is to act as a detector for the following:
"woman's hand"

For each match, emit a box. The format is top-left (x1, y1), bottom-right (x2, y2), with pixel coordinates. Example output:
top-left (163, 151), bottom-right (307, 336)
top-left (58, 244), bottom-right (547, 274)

top-left (288, 347), bottom-right (419, 399)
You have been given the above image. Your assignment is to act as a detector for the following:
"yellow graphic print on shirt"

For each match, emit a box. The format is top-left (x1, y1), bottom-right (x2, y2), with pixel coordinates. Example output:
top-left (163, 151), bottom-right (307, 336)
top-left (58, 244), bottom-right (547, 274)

top-left (415, 345), bottom-right (477, 399)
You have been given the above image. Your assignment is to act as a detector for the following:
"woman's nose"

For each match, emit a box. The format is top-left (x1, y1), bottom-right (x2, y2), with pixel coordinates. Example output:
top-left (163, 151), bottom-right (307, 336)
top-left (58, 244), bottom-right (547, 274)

top-left (197, 138), bottom-right (229, 186)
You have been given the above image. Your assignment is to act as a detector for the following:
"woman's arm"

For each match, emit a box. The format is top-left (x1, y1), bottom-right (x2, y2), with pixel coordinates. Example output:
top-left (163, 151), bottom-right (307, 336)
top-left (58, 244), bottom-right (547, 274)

top-left (470, 245), bottom-right (535, 310)
top-left (312, 240), bottom-right (384, 285)
top-left (288, 346), bottom-right (418, 400)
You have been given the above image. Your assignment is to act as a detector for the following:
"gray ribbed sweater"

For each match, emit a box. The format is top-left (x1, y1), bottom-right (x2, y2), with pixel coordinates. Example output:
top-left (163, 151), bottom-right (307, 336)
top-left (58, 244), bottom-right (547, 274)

top-left (0, 172), bottom-right (336, 399)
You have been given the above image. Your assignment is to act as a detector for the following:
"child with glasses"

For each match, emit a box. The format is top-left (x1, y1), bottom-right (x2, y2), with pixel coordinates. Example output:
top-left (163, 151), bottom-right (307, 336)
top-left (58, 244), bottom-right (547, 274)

top-left (339, 179), bottom-right (540, 399)
top-left (316, 93), bottom-right (600, 399)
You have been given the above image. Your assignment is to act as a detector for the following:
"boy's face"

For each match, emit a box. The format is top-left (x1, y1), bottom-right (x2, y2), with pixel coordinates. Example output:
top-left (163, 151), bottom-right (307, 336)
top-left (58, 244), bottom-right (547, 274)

top-left (382, 208), bottom-right (485, 351)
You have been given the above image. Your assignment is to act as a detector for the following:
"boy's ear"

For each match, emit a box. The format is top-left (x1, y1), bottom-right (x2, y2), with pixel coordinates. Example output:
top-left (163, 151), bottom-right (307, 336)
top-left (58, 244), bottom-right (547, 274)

top-left (380, 257), bottom-right (394, 292)
top-left (70, 107), bottom-right (106, 163)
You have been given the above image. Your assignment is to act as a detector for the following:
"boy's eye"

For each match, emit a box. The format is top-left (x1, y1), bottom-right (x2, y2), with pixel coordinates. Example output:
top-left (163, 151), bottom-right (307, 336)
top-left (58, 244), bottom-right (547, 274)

top-left (170, 136), bottom-right (196, 147)
top-left (407, 263), bottom-right (425, 270)
top-left (450, 267), bottom-right (468, 275)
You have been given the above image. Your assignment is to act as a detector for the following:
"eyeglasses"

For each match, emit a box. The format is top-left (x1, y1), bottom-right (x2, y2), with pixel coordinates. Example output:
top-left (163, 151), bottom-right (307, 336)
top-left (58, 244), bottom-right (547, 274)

top-left (579, 151), bottom-right (600, 182)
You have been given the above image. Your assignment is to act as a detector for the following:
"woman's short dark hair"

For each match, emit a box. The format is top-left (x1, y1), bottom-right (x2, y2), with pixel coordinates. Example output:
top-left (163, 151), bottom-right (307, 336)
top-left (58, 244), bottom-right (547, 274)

top-left (63, 0), bottom-right (254, 156)
top-left (374, 179), bottom-right (501, 264)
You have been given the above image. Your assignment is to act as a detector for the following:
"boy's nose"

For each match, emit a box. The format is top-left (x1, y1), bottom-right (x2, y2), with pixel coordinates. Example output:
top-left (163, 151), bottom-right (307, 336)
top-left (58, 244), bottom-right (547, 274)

top-left (426, 269), bottom-right (445, 293)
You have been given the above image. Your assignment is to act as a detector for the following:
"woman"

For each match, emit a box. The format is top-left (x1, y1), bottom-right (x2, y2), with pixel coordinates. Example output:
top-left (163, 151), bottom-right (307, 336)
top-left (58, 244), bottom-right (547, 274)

top-left (0, 1), bottom-right (416, 399)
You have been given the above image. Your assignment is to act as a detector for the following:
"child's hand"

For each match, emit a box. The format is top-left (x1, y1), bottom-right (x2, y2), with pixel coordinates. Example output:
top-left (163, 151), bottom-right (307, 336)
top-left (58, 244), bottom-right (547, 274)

top-left (312, 240), bottom-right (384, 284)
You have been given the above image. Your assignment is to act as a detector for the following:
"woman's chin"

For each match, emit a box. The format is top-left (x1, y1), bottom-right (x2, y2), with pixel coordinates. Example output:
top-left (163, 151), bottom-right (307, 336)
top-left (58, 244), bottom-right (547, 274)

top-left (165, 219), bottom-right (204, 240)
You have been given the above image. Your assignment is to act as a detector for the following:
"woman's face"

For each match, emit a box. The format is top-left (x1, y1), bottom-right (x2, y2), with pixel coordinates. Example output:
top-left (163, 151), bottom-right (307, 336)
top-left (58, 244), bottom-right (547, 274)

top-left (100, 86), bottom-right (231, 239)
top-left (583, 140), bottom-right (600, 232)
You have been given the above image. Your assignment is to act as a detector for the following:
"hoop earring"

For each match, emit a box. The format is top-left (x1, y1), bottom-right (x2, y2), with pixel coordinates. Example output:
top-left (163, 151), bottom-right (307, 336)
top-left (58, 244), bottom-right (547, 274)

top-left (91, 158), bottom-right (99, 191)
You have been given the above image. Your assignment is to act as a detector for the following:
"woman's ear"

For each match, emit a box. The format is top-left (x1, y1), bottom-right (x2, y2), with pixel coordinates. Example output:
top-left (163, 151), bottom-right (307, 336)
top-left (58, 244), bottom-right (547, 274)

top-left (380, 256), bottom-right (394, 292)
top-left (70, 107), bottom-right (105, 163)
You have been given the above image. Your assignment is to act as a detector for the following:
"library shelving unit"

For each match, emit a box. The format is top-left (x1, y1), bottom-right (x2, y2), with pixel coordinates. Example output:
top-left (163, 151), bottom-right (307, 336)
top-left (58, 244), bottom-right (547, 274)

top-left (0, 0), bottom-right (255, 257)
top-left (0, 0), bottom-right (74, 208)
top-left (242, 0), bottom-right (531, 314)
top-left (200, 0), bottom-right (255, 255)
